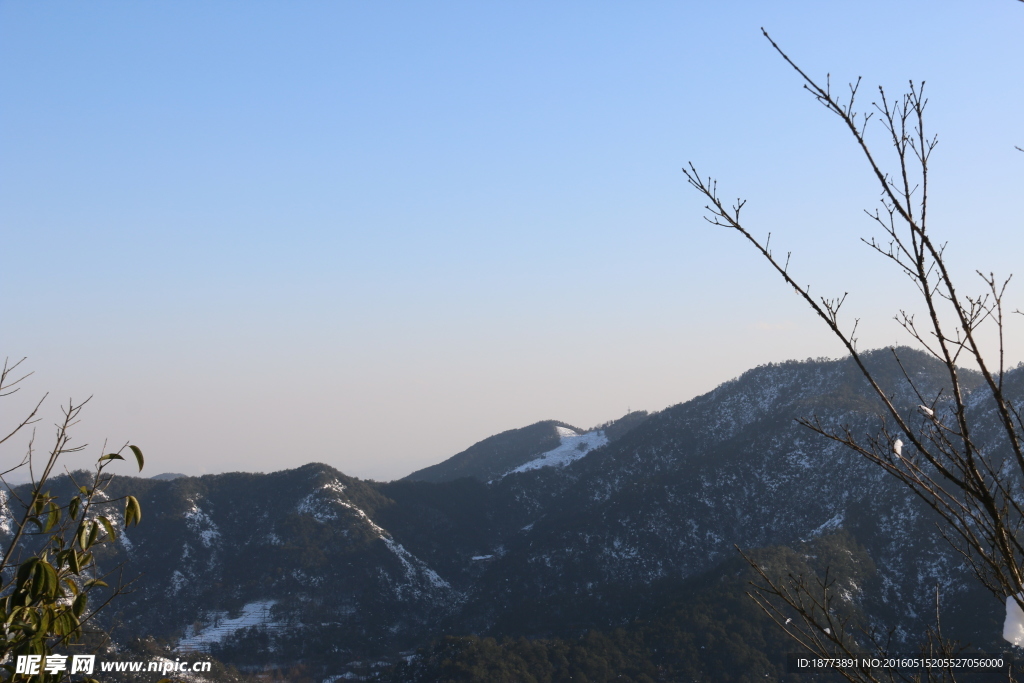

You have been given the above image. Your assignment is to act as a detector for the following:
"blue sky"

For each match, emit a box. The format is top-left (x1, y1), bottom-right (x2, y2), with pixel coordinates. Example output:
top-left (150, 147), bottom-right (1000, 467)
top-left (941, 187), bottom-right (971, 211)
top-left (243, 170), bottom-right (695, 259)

top-left (1, 1), bottom-right (1022, 480)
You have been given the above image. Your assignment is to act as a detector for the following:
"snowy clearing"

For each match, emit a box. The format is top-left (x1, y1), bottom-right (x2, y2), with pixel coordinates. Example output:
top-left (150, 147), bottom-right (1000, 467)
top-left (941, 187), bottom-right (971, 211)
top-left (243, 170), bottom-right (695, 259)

top-left (502, 429), bottom-right (608, 478)
top-left (177, 600), bottom-right (281, 652)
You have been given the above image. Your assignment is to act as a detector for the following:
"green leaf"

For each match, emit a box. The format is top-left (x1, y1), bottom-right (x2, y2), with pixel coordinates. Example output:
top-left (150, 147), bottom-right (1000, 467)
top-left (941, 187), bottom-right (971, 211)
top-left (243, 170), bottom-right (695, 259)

top-left (68, 548), bottom-right (81, 575)
top-left (28, 560), bottom-right (56, 600)
top-left (9, 588), bottom-right (28, 609)
top-left (69, 496), bottom-right (81, 521)
top-left (21, 609), bottom-right (39, 634)
top-left (73, 592), bottom-right (88, 618)
top-left (22, 634), bottom-right (44, 655)
top-left (130, 444), bottom-right (145, 471)
top-left (84, 578), bottom-right (108, 589)
top-left (86, 520), bottom-right (98, 549)
top-left (53, 610), bottom-right (78, 637)
top-left (99, 453), bottom-right (124, 462)
top-left (42, 501), bottom-right (60, 533)
top-left (125, 495), bottom-right (142, 527)
top-left (76, 522), bottom-right (89, 550)
top-left (17, 557), bottom-right (39, 588)
top-left (99, 515), bottom-right (117, 542)
top-left (36, 561), bottom-right (58, 600)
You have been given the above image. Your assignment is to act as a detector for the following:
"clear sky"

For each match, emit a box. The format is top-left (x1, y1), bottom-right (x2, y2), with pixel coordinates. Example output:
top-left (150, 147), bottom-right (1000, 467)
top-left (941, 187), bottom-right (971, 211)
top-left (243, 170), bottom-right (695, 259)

top-left (1, 1), bottom-right (1021, 481)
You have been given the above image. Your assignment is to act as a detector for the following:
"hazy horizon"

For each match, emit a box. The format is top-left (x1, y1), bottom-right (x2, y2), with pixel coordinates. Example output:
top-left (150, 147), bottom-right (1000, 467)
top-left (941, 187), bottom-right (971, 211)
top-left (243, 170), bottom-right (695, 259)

top-left (2, 1), bottom-right (1022, 481)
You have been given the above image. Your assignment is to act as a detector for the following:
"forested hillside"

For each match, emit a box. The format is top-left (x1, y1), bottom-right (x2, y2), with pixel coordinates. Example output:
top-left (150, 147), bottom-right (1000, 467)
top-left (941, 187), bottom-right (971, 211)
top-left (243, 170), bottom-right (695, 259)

top-left (4, 350), bottom-right (1012, 681)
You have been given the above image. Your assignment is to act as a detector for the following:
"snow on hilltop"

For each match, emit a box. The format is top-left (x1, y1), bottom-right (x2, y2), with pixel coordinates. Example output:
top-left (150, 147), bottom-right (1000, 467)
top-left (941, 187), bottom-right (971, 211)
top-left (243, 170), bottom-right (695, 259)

top-left (502, 427), bottom-right (608, 478)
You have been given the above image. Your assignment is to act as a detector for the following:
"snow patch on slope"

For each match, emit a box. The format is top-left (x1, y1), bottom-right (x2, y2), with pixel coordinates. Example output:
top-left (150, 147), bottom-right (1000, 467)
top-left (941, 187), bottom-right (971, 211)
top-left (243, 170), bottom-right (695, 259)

top-left (293, 480), bottom-right (448, 592)
top-left (503, 428), bottom-right (608, 477)
top-left (168, 570), bottom-right (187, 596)
top-left (177, 600), bottom-right (281, 652)
top-left (804, 511), bottom-right (845, 541)
top-left (382, 536), bottom-right (451, 591)
top-left (185, 503), bottom-right (221, 548)
top-left (335, 498), bottom-right (453, 594)
top-left (0, 490), bottom-right (14, 538)
top-left (296, 480), bottom-right (347, 522)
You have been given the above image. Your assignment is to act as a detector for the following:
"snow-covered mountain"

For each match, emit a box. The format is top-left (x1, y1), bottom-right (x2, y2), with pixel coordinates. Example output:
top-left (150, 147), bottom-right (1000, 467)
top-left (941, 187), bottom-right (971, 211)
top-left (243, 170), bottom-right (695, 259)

top-left (11, 348), bottom-right (1010, 678)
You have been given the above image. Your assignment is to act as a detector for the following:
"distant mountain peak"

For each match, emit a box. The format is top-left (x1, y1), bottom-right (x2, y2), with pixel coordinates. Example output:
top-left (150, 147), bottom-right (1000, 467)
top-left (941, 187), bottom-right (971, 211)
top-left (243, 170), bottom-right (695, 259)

top-left (402, 411), bottom-right (648, 484)
top-left (402, 420), bottom-right (577, 483)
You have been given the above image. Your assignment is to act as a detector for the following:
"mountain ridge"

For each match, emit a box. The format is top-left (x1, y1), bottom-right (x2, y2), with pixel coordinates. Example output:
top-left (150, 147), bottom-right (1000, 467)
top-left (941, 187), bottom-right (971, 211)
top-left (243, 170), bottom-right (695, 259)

top-left (3, 347), bottom-right (1007, 679)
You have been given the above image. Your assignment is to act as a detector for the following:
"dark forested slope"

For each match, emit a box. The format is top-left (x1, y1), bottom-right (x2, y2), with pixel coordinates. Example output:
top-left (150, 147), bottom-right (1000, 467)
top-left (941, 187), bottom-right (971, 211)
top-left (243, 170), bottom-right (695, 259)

top-left (4, 349), bottom-right (1009, 680)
